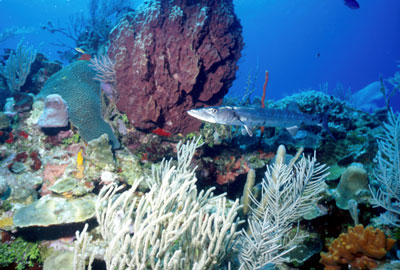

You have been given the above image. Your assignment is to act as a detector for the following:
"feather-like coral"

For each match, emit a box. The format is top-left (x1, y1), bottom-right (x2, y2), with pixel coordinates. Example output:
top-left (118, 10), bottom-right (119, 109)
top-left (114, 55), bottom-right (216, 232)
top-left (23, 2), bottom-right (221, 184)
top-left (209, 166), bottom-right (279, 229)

top-left (236, 145), bottom-right (329, 270)
top-left (370, 109), bottom-right (400, 227)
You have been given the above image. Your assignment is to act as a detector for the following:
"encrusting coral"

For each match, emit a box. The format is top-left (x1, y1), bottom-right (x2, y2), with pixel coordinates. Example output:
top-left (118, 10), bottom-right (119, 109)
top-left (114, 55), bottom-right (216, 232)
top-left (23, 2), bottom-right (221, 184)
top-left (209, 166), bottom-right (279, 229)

top-left (320, 225), bottom-right (396, 270)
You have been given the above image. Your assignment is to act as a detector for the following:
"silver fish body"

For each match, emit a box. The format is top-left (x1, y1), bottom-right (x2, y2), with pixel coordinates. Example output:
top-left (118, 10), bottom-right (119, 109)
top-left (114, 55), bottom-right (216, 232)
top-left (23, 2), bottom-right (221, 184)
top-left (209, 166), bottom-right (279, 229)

top-left (187, 106), bottom-right (333, 139)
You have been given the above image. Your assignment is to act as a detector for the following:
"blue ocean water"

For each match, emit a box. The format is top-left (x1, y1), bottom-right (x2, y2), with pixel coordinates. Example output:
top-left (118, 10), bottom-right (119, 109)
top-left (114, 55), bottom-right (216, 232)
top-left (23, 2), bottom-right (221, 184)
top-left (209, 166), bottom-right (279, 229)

top-left (231, 0), bottom-right (400, 111)
top-left (1, 0), bottom-right (399, 110)
top-left (1, 1), bottom-right (400, 269)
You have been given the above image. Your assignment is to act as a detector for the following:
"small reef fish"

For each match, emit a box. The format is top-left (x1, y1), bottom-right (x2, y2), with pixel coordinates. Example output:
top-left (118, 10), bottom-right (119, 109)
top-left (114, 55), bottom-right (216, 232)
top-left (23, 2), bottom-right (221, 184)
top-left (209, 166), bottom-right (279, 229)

top-left (344, 0), bottom-right (360, 9)
top-left (75, 47), bottom-right (91, 61)
top-left (187, 106), bottom-right (335, 139)
top-left (152, 128), bottom-right (172, 137)
top-left (75, 47), bottom-right (86, 54)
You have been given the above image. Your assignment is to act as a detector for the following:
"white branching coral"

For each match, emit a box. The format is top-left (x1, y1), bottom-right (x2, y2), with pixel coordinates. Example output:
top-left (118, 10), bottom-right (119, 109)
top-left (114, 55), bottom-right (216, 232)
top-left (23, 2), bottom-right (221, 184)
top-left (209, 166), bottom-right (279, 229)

top-left (75, 137), bottom-right (241, 270)
top-left (73, 224), bottom-right (95, 270)
top-left (370, 109), bottom-right (400, 227)
top-left (236, 145), bottom-right (329, 270)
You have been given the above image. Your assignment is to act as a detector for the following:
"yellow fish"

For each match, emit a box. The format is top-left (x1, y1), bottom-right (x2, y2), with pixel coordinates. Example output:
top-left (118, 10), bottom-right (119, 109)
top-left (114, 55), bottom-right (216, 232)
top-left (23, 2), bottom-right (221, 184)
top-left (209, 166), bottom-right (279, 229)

top-left (76, 149), bottom-right (84, 179)
top-left (75, 47), bottom-right (86, 54)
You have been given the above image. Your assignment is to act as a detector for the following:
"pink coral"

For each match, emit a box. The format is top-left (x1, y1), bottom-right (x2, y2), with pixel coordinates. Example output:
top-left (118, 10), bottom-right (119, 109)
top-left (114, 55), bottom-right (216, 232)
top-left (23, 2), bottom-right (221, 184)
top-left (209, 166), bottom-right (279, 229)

top-left (43, 164), bottom-right (68, 183)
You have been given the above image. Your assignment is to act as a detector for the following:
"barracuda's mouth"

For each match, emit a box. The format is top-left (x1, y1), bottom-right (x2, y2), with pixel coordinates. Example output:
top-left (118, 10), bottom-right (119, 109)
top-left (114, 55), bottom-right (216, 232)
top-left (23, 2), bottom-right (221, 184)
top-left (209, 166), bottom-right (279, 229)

top-left (187, 109), bottom-right (218, 123)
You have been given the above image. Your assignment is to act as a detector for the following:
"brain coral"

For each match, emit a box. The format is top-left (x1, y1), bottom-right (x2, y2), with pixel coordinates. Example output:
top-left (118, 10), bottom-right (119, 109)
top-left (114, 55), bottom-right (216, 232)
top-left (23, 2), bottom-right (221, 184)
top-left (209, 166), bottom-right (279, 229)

top-left (37, 61), bottom-right (120, 149)
top-left (108, 0), bottom-right (243, 134)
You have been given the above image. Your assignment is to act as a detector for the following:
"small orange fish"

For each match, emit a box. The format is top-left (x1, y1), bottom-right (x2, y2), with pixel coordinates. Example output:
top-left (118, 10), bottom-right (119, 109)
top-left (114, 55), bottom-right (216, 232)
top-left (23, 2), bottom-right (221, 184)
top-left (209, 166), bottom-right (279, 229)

top-left (152, 128), bottom-right (172, 137)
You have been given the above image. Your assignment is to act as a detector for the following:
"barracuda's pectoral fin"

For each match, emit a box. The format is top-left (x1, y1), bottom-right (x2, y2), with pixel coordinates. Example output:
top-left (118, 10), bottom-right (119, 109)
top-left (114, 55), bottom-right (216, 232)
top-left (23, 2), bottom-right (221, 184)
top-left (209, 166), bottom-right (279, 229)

top-left (286, 126), bottom-right (299, 137)
top-left (241, 125), bottom-right (254, 136)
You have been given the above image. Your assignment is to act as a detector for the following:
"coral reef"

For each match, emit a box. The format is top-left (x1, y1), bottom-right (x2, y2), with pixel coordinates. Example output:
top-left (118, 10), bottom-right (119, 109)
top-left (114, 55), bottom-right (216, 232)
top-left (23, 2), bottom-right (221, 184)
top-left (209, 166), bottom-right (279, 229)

top-left (320, 225), bottom-right (396, 270)
top-left (266, 90), bottom-right (380, 175)
top-left (25, 53), bottom-right (62, 94)
top-left (1, 33), bottom-right (399, 270)
top-left (216, 155), bottom-right (250, 185)
top-left (85, 134), bottom-right (114, 168)
top-left (108, 0), bottom-right (243, 134)
top-left (37, 60), bottom-right (120, 149)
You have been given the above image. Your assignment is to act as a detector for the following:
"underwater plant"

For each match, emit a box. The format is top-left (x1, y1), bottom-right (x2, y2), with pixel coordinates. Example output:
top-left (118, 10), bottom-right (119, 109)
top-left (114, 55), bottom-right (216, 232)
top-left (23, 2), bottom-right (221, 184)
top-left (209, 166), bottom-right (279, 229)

top-left (370, 109), bottom-right (400, 227)
top-left (0, 40), bottom-right (36, 92)
top-left (236, 145), bottom-right (329, 270)
top-left (74, 137), bottom-right (241, 269)
top-left (41, 0), bottom-right (132, 55)
top-left (0, 237), bottom-right (42, 270)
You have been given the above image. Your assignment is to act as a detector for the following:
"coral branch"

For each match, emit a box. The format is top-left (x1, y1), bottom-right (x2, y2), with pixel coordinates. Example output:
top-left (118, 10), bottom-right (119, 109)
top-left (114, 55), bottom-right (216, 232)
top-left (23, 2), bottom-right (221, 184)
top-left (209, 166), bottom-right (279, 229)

top-left (260, 70), bottom-right (269, 136)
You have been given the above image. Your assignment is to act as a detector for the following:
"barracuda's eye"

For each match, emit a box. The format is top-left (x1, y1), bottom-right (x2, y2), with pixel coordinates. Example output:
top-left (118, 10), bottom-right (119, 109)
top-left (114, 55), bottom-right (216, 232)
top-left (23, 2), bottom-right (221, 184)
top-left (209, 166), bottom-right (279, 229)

top-left (209, 108), bottom-right (218, 114)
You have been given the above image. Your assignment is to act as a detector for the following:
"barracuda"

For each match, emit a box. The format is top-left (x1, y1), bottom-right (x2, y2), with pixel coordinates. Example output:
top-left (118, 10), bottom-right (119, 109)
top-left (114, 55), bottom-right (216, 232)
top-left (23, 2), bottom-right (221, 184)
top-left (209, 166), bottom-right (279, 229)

top-left (187, 106), bottom-right (334, 139)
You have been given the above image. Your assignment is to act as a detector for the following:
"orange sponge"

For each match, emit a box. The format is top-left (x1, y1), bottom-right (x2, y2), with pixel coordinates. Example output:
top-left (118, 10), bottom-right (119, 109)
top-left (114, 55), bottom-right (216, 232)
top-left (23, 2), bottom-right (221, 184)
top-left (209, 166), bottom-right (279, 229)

top-left (320, 225), bottom-right (396, 270)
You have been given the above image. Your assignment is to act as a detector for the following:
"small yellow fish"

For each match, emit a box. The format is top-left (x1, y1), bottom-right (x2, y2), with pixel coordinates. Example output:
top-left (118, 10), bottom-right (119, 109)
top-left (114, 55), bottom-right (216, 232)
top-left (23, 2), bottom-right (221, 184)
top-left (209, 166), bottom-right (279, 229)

top-left (76, 149), bottom-right (84, 179)
top-left (77, 149), bottom-right (84, 166)
top-left (75, 47), bottom-right (86, 54)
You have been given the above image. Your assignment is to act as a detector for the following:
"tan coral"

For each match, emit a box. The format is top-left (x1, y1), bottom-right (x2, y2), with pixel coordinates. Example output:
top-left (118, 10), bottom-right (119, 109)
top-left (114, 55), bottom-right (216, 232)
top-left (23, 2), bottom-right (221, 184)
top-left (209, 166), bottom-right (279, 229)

top-left (320, 225), bottom-right (396, 270)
